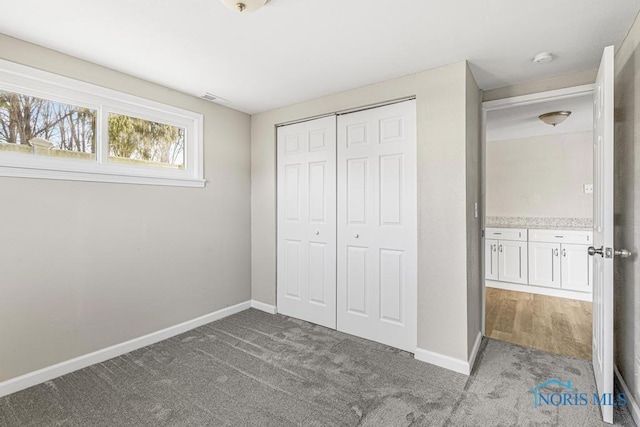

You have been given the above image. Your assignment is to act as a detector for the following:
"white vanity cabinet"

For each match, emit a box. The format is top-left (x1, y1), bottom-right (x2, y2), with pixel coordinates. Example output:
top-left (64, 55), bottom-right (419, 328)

top-left (528, 241), bottom-right (561, 288)
top-left (528, 229), bottom-right (593, 294)
top-left (485, 228), bottom-right (528, 285)
top-left (486, 227), bottom-right (593, 300)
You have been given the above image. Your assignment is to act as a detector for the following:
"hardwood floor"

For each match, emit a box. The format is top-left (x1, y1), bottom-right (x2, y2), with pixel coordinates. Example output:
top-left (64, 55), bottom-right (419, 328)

top-left (485, 287), bottom-right (593, 360)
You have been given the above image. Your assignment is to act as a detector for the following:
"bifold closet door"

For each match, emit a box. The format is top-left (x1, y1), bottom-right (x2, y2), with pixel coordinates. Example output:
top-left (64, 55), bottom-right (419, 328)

top-left (337, 100), bottom-right (417, 352)
top-left (276, 116), bottom-right (337, 329)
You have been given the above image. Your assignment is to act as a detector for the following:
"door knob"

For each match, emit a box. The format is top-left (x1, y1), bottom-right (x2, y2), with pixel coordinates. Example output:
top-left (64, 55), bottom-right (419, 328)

top-left (588, 246), bottom-right (604, 257)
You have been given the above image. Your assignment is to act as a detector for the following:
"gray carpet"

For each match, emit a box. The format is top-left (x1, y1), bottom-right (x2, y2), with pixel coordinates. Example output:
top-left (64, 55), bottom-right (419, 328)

top-left (0, 308), bottom-right (634, 426)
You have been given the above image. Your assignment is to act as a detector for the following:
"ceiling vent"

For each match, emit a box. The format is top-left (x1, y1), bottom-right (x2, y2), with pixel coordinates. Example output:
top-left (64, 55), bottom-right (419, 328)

top-left (200, 93), bottom-right (230, 104)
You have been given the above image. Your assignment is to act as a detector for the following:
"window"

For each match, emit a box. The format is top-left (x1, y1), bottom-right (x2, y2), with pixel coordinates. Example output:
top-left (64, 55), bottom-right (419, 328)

top-left (0, 60), bottom-right (204, 187)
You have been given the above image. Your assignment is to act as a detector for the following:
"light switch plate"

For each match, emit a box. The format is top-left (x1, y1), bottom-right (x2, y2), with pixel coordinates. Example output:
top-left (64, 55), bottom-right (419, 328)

top-left (584, 184), bottom-right (593, 194)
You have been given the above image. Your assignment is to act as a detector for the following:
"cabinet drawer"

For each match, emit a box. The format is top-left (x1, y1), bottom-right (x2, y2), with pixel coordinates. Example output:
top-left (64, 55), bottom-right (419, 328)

top-left (485, 227), bottom-right (527, 241)
top-left (528, 229), bottom-right (593, 245)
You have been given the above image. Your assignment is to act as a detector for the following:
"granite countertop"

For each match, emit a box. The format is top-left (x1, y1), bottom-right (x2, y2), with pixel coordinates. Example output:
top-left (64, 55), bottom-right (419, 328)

top-left (485, 216), bottom-right (593, 231)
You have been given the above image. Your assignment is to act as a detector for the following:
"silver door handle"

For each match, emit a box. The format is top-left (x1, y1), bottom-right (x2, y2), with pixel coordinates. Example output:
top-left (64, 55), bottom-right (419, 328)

top-left (499, 245), bottom-right (503, 252)
top-left (588, 246), bottom-right (603, 257)
top-left (554, 248), bottom-right (559, 256)
top-left (562, 249), bottom-right (566, 257)
top-left (614, 249), bottom-right (632, 258)
top-left (354, 233), bottom-right (359, 239)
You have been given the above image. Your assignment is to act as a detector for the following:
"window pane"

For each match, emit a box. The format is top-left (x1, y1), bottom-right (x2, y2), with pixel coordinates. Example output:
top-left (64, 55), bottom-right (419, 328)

top-left (0, 90), bottom-right (97, 159)
top-left (108, 113), bottom-right (185, 169)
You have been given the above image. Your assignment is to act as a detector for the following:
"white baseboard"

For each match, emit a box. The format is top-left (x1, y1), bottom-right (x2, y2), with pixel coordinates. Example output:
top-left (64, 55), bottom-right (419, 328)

top-left (486, 280), bottom-right (592, 302)
top-left (414, 332), bottom-right (484, 376)
top-left (0, 300), bottom-right (252, 398)
top-left (414, 348), bottom-right (469, 375)
top-left (251, 300), bottom-right (277, 314)
top-left (615, 364), bottom-right (640, 426)
top-left (468, 331), bottom-right (483, 374)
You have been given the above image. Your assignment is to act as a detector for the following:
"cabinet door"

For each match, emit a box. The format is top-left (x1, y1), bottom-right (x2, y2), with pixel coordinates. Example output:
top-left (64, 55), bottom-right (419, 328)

top-left (561, 244), bottom-right (592, 292)
top-left (498, 240), bottom-right (528, 284)
top-left (485, 239), bottom-right (498, 280)
top-left (528, 242), bottom-right (561, 288)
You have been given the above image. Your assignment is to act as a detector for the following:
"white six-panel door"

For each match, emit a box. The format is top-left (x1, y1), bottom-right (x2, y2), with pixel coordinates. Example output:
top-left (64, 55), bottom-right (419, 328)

top-left (336, 100), bottom-right (417, 352)
top-left (277, 116), bottom-right (337, 329)
top-left (591, 45), bottom-right (614, 424)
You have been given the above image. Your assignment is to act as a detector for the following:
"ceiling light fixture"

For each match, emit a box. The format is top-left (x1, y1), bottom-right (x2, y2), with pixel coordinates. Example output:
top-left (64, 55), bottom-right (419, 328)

top-left (538, 111), bottom-right (571, 126)
top-left (533, 52), bottom-right (554, 64)
top-left (220, 0), bottom-right (270, 13)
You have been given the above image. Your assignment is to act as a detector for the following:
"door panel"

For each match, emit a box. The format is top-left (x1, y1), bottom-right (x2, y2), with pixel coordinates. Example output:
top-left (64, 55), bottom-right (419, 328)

top-left (277, 116), bottom-right (337, 329)
top-left (347, 158), bottom-right (368, 224)
top-left (380, 249), bottom-right (404, 323)
top-left (346, 245), bottom-right (368, 315)
top-left (591, 45), bottom-right (614, 424)
top-left (337, 100), bottom-right (417, 352)
top-left (528, 242), bottom-right (561, 288)
top-left (499, 240), bottom-right (528, 284)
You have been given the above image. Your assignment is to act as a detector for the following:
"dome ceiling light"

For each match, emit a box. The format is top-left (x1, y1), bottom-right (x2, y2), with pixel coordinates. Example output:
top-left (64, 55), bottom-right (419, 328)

top-left (538, 111), bottom-right (572, 126)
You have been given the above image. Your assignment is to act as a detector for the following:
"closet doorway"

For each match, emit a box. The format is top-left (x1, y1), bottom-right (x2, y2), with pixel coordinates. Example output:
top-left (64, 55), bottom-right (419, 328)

top-left (276, 100), bottom-right (417, 352)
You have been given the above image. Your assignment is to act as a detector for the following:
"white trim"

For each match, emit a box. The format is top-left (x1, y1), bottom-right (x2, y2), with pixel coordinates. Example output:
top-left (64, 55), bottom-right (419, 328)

top-left (468, 331), bottom-right (483, 374)
top-left (414, 331), bottom-right (483, 376)
top-left (0, 166), bottom-right (206, 187)
top-left (414, 348), bottom-right (470, 375)
top-left (251, 300), bottom-right (278, 314)
top-left (0, 300), bottom-right (251, 398)
top-left (615, 364), bottom-right (640, 426)
top-left (0, 59), bottom-right (204, 187)
top-left (486, 279), bottom-right (592, 302)
top-left (482, 84), bottom-right (595, 111)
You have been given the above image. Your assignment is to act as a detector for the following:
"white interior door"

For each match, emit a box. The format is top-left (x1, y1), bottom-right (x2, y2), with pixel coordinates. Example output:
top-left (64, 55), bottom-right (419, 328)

top-left (336, 100), bottom-right (417, 352)
top-left (590, 45), bottom-right (614, 424)
top-left (277, 116), bottom-right (337, 329)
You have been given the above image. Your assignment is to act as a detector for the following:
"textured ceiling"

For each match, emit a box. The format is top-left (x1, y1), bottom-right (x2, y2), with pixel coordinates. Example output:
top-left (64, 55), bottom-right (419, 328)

top-left (0, 0), bottom-right (638, 113)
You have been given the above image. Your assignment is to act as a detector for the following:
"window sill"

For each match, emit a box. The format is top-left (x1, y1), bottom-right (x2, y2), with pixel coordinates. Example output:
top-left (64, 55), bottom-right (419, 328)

top-left (0, 166), bottom-right (206, 187)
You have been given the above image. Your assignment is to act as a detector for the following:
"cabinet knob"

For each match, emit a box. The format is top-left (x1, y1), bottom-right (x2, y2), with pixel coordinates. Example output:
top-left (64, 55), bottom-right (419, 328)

top-left (354, 233), bottom-right (360, 239)
top-left (315, 230), bottom-right (320, 235)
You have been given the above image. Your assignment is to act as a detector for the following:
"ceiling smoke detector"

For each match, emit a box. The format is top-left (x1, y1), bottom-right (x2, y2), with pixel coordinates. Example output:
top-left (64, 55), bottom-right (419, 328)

top-left (220, 0), bottom-right (270, 13)
top-left (533, 52), bottom-right (554, 64)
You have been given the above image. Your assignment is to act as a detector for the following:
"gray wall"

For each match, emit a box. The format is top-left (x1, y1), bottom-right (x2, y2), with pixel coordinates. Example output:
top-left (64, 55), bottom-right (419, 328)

top-left (251, 61), bottom-right (481, 362)
top-left (486, 131), bottom-right (594, 219)
top-left (465, 65), bottom-right (482, 357)
top-left (0, 35), bottom-right (252, 382)
top-left (614, 11), bottom-right (640, 409)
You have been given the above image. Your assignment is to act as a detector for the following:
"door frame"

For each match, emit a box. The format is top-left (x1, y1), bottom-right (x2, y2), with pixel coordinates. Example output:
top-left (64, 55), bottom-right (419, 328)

top-left (480, 84), bottom-right (594, 334)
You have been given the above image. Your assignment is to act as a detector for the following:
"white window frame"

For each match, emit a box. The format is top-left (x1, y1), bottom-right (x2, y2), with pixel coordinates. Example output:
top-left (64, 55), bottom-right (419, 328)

top-left (0, 59), bottom-right (204, 187)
